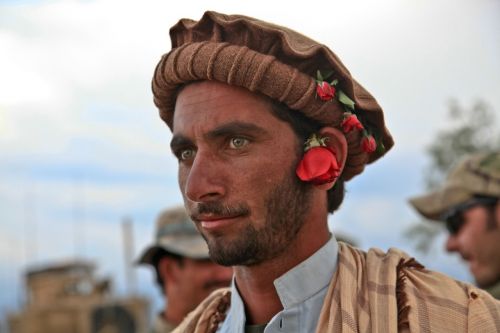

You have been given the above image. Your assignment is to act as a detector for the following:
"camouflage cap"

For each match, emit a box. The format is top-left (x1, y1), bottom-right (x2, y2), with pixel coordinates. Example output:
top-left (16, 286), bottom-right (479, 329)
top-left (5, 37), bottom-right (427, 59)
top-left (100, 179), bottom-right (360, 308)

top-left (137, 206), bottom-right (209, 265)
top-left (409, 152), bottom-right (500, 221)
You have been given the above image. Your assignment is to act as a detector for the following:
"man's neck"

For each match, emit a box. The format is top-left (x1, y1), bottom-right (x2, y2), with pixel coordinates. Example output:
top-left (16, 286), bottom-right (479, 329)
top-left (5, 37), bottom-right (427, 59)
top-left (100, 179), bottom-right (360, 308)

top-left (485, 280), bottom-right (500, 299)
top-left (164, 306), bottom-right (180, 326)
top-left (163, 294), bottom-right (188, 326)
top-left (234, 220), bottom-right (331, 325)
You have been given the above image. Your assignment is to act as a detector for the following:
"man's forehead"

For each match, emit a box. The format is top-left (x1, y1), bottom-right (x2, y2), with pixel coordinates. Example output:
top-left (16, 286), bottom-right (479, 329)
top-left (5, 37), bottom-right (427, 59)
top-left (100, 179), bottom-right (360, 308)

top-left (173, 81), bottom-right (274, 131)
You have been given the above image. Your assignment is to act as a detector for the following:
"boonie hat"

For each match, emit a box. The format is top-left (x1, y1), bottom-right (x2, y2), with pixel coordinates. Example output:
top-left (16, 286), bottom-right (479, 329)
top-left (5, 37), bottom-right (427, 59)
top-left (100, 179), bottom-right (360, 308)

top-left (409, 152), bottom-right (500, 221)
top-left (137, 206), bottom-right (209, 265)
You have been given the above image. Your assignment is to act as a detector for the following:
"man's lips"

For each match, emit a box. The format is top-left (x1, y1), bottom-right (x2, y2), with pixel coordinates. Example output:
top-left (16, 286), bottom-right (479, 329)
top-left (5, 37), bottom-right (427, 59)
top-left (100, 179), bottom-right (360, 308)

top-left (461, 252), bottom-right (471, 262)
top-left (195, 214), bottom-right (242, 230)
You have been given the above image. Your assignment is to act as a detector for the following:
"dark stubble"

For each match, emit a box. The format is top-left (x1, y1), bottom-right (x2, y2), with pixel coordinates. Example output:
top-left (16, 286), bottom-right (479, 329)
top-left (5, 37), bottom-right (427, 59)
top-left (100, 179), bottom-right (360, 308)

top-left (192, 166), bottom-right (313, 266)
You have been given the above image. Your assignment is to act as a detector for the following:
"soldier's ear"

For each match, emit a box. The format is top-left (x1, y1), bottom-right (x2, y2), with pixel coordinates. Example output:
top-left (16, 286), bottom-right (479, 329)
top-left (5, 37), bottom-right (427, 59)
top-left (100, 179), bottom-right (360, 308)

top-left (314, 127), bottom-right (347, 191)
top-left (495, 202), bottom-right (500, 228)
top-left (159, 257), bottom-right (183, 284)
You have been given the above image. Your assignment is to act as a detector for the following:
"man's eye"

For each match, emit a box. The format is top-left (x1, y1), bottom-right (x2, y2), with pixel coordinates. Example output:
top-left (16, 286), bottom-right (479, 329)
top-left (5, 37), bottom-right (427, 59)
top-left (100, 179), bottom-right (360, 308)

top-left (180, 149), bottom-right (195, 160)
top-left (229, 137), bottom-right (249, 149)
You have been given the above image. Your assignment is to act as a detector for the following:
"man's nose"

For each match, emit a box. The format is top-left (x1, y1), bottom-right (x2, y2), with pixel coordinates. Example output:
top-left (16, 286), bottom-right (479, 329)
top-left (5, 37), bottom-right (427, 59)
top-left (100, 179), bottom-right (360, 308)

top-left (184, 150), bottom-right (225, 203)
top-left (445, 234), bottom-right (460, 253)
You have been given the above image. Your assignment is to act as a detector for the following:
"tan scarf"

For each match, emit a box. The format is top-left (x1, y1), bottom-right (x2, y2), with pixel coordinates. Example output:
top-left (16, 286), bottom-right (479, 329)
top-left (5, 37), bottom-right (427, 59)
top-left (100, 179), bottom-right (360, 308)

top-left (173, 243), bottom-right (500, 332)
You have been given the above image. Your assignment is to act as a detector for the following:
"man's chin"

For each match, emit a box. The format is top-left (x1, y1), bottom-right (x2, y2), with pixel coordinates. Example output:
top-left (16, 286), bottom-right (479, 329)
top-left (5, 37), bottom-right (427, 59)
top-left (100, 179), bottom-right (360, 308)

top-left (206, 238), bottom-right (260, 266)
top-left (472, 267), bottom-right (498, 288)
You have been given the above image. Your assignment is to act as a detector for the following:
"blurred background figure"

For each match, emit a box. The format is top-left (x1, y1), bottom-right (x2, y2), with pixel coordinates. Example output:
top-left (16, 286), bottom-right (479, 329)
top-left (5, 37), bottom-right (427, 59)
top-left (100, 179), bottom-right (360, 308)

top-left (8, 260), bottom-right (149, 333)
top-left (334, 233), bottom-right (357, 247)
top-left (137, 206), bottom-right (233, 332)
top-left (410, 152), bottom-right (500, 298)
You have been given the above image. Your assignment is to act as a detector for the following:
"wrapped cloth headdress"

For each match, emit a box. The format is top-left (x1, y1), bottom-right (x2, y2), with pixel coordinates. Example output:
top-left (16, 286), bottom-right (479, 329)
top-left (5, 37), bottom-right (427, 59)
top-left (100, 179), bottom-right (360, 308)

top-left (152, 11), bottom-right (394, 180)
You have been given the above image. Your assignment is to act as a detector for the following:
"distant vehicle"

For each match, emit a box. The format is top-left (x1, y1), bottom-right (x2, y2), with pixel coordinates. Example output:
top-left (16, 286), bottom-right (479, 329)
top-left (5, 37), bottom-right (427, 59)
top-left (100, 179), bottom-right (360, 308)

top-left (7, 259), bottom-right (149, 333)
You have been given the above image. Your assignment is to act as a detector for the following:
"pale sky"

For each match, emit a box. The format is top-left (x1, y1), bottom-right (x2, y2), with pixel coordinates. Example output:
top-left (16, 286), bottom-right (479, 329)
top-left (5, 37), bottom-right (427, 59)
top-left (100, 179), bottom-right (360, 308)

top-left (0, 0), bottom-right (499, 323)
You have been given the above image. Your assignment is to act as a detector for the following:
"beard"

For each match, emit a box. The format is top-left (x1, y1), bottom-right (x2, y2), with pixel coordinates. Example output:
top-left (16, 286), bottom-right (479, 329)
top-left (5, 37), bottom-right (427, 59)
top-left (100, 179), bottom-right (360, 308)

top-left (192, 167), bottom-right (313, 266)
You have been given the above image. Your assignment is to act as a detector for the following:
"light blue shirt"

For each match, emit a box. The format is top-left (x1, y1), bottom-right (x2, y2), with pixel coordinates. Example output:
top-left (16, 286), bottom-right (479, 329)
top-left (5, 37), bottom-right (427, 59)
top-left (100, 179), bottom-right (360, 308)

top-left (218, 235), bottom-right (339, 333)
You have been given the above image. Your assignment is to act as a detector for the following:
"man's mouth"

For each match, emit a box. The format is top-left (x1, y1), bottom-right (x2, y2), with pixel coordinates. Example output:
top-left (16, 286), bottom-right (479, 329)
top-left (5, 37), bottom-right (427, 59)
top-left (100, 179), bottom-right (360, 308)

top-left (462, 254), bottom-right (479, 273)
top-left (190, 202), bottom-right (250, 230)
top-left (195, 214), bottom-right (243, 230)
top-left (461, 252), bottom-right (471, 262)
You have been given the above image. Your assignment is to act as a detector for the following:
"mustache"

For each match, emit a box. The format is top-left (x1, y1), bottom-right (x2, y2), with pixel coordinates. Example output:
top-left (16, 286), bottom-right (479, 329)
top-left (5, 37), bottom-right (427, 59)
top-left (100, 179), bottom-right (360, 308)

top-left (190, 201), bottom-right (251, 221)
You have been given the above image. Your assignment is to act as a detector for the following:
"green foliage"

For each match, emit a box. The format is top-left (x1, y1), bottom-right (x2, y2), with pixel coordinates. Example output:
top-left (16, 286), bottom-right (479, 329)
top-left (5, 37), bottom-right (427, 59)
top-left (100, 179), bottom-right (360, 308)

top-left (337, 90), bottom-right (355, 110)
top-left (407, 99), bottom-right (499, 253)
top-left (403, 222), bottom-right (442, 253)
top-left (425, 99), bottom-right (500, 189)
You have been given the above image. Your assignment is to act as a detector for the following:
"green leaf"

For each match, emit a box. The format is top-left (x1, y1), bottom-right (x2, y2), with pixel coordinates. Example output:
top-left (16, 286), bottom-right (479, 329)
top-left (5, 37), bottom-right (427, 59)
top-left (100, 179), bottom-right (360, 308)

top-left (322, 70), bottom-right (334, 80)
top-left (337, 90), bottom-right (355, 110)
top-left (331, 79), bottom-right (339, 86)
top-left (376, 141), bottom-right (386, 154)
top-left (316, 70), bottom-right (323, 82)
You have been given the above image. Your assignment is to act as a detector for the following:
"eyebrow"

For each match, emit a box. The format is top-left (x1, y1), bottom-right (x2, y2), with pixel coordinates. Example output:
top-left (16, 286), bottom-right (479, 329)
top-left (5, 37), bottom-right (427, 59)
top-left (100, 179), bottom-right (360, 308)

top-left (205, 122), bottom-right (267, 140)
top-left (170, 134), bottom-right (193, 152)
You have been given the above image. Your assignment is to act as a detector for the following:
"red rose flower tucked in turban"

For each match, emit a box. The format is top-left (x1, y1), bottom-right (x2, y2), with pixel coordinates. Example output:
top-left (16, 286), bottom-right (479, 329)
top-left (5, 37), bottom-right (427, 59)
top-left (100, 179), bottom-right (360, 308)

top-left (361, 135), bottom-right (377, 153)
top-left (341, 114), bottom-right (364, 133)
top-left (316, 82), bottom-right (336, 101)
top-left (296, 147), bottom-right (340, 185)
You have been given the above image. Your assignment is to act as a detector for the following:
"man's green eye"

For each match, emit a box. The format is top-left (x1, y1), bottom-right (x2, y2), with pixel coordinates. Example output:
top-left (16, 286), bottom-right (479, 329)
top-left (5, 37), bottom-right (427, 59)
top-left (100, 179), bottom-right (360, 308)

top-left (180, 149), bottom-right (195, 160)
top-left (229, 137), bottom-right (249, 149)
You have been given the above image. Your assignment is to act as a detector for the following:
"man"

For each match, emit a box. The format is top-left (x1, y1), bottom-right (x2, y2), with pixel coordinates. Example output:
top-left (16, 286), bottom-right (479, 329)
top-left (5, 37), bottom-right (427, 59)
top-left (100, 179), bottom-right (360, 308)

top-left (151, 11), bottom-right (500, 332)
top-left (410, 152), bottom-right (500, 299)
top-left (137, 206), bottom-right (233, 332)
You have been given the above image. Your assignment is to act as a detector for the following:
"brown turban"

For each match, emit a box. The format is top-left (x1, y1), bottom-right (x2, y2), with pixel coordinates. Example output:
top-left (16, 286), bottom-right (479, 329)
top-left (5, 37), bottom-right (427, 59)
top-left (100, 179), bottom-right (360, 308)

top-left (152, 11), bottom-right (394, 180)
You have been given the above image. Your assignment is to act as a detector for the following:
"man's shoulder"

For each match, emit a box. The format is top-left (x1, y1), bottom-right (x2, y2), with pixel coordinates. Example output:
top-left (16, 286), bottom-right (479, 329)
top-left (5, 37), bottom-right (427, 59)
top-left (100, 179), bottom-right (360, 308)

top-left (171, 288), bottom-right (231, 333)
top-left (400, 260), bottom-right (500, 332)
top-left (151, 313), bottom-right (177, 333)
top-left (350, 244), bottom-right (500, 331)
top-left (486, 280), bottom-right (500, 300)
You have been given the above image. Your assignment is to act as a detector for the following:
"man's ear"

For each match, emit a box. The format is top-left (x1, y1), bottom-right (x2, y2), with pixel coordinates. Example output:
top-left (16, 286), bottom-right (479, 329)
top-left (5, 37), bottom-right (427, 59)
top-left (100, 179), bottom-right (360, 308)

top-left (495, 202), bottom-right (500, 228)
top-left (158, 257), bottom-right (181, 285)
top-left (314, 126), bottom-right (347, 191)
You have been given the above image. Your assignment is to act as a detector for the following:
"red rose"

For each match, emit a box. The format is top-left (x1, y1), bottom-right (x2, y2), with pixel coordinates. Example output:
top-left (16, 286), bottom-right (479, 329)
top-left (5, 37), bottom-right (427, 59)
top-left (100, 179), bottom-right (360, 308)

top-left (316, 81), bottom-right (335, 101)
top-left (341, 114), bottom-right (364, 133)
top-left (361, 135), bottom-right (377, 153)
top-left (296, 146), bottom-right (340, 185)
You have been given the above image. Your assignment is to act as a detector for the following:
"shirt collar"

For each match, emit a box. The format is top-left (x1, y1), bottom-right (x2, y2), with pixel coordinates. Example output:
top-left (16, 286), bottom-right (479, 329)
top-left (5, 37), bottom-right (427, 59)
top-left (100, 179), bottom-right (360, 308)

top-left (223, 235), bottom-right (339, 331)
top-left (227, 277), bottom-right (247, 332)
top-left (273, 235), bottom-right (338, 309)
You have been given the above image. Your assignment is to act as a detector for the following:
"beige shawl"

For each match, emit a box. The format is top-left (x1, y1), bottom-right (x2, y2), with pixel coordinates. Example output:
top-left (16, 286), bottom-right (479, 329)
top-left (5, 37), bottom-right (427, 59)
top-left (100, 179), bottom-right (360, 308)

top-left (151, 314), bottom-right (177, 333)
top-left (173, 243), bottom-right (500, 332)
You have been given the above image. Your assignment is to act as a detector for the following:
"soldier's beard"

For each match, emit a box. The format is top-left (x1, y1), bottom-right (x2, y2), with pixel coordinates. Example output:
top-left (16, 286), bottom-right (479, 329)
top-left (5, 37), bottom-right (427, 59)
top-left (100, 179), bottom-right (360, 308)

top-left (197, 169), bottom-right (313, 267)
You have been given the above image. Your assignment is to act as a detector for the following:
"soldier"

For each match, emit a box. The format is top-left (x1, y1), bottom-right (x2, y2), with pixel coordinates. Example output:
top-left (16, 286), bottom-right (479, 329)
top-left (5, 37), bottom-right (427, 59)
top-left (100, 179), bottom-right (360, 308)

top-left (137, 206), bottom-right (232, 332)
top-left (151, 11), bottom-right (499, 332)
top-left (410, 152), bottom-right (500, 299)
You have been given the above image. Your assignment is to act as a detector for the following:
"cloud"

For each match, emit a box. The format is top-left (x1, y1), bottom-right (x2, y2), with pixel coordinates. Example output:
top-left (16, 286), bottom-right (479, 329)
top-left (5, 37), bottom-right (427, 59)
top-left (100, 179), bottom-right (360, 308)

top-left (0, 0), bottom-right (498, 320)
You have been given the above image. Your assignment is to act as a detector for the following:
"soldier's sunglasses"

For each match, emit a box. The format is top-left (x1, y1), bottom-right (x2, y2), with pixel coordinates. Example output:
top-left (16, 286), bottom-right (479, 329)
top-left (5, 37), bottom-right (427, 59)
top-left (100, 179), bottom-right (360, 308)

top-left (444, 213), bottom-right (465, 235)
top-left (442, 196), bottom-right (498, 235)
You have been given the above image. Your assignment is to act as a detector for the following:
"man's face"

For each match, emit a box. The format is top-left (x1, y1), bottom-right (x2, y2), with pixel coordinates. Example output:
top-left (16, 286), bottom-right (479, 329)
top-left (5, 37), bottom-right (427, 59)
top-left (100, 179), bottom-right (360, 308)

top-left (171, 81), bottom-right (313, 266)
top-left (445, 203), bottom-right (500, 287)
top-left (173, 258), bottom-right (233, 309)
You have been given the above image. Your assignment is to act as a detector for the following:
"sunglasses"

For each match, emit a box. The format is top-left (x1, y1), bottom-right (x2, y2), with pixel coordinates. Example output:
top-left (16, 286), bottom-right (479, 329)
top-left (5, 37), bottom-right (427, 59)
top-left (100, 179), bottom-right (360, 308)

top-left (442, 196), bottom-right (498, 235)
top-left (445, 212), bottom-right (466, 235)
